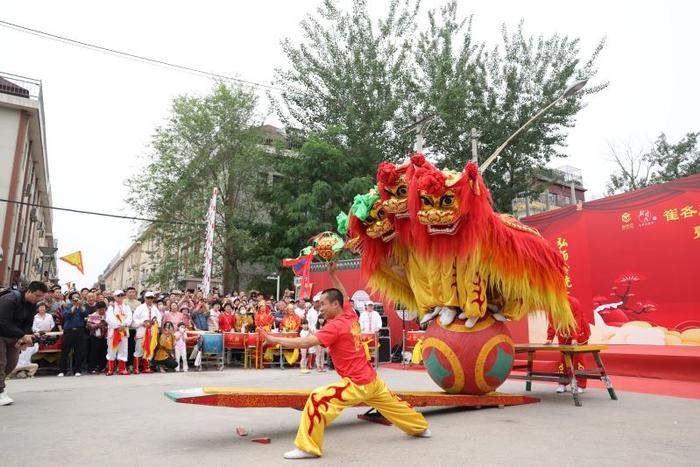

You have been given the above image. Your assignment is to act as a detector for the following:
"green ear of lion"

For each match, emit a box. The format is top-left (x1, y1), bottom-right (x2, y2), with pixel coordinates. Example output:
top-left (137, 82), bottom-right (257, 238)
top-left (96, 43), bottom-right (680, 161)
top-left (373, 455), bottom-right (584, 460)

top-left (351, 188), bottom-right (380, 221)
top-left (336, 212), bottom-right (349, 235)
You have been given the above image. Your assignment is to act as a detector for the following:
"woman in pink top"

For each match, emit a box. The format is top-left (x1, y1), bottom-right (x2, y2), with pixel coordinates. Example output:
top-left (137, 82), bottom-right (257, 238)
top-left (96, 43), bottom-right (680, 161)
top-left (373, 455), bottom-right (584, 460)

top-left (163, 303), bottom-right (192, 329)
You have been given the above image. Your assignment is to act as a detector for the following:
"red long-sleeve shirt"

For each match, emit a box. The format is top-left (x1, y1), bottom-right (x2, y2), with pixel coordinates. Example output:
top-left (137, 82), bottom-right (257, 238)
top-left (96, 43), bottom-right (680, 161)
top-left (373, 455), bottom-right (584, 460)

top-left (547, 296), bottom-right (591, 344)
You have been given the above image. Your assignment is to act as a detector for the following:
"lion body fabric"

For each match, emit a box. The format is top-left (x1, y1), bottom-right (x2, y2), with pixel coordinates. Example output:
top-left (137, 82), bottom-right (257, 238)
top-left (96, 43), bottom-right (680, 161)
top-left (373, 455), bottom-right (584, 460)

top-left (344, 155), bottom-right (575, 334)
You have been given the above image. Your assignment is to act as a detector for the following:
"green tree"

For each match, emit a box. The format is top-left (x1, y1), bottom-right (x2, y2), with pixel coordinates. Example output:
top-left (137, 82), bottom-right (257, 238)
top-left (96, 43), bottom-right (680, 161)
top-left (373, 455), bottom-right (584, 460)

top-left (607, 132), bottom-right (700, 195)
top-left (415, 2), bottom-right (606, 212)
top-left (273, 0), bottom-right (420, 172)
top-left (127, 83), bottom-right (270, 292)
top-left (275, 0), bottom-right (606, 214)
top-left (259, 136), bottom-right (373, 267)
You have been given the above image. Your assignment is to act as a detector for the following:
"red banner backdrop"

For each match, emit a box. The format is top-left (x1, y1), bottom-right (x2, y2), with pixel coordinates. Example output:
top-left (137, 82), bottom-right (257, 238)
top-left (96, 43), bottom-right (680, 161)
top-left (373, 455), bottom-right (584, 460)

top-left (523, 174), bottom-right (700, 346)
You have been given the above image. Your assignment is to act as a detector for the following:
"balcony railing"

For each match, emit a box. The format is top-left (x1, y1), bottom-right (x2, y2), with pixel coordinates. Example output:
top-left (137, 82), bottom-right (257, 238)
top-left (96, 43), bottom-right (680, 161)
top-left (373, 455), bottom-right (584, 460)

top-left (512, 191), bottom-right (574, 219)
top-left (0, 72), bottom-right (42, 100)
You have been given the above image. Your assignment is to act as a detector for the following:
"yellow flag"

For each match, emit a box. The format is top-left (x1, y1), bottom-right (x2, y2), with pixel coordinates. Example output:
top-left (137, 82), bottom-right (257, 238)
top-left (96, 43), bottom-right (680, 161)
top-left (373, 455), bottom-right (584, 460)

top-left (60, 251), bottom-right (84, 274)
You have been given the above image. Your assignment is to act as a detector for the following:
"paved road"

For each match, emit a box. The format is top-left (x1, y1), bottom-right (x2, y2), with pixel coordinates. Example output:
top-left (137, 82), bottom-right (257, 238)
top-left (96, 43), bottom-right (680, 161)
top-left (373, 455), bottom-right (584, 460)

top-left (1, 367), bottom-right (698, 466)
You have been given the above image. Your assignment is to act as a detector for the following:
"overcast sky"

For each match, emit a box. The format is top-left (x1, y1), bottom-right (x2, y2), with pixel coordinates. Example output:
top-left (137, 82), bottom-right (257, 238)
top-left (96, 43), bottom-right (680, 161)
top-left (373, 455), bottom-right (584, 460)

top-left (2, 0), bottom-right (699, 288)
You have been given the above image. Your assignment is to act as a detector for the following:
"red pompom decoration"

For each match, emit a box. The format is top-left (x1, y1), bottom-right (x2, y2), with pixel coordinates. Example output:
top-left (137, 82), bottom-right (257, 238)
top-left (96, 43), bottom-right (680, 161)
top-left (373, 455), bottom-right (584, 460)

top-left (377, 162), bottom-right (399, 187)
top-left (465, 161), bottom-right (479, 180)
top-left (417, 168), bottom-right (446, 197)
top-left (410, 153), bottom-right (426, 167)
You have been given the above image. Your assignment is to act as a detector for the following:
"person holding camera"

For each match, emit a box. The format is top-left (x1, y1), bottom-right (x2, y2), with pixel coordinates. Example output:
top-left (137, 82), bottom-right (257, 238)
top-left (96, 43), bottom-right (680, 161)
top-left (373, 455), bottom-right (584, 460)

top-left (0, 281), bottom-right (49, 406)
top-left (58, 292), bottom-right (89, 377)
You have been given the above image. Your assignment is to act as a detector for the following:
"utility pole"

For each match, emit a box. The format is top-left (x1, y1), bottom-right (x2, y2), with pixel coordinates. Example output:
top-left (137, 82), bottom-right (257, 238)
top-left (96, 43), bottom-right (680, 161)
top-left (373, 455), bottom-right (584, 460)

top-left (469, 127), bottom-right (480, 163)
top-left (404, 114), bottom-right (437, 153)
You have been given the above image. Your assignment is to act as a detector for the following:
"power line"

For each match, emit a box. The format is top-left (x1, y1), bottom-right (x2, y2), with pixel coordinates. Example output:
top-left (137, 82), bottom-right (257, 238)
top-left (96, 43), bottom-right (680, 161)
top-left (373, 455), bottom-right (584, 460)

top-left (0, 19), bottom-right (285, 93)
top-left (0, 198), bottom-right (205, 226)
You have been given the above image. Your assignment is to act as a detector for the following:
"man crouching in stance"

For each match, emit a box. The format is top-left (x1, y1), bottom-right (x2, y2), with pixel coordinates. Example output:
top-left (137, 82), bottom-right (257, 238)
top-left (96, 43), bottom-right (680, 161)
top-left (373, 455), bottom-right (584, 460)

top-left (260, 262), bottom-right (431, 459)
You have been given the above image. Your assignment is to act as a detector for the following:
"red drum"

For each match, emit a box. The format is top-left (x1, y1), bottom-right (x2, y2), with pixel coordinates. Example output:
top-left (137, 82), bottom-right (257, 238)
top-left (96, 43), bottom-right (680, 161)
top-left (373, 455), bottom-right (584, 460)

top-left (224, 332), bottom-right (247, 349)
top-left (406, 330), bottom-right (426, 350)
top-left (246, 333), bottom-right (258, 347)
top-left (361, 333), bottom-right (377, 347)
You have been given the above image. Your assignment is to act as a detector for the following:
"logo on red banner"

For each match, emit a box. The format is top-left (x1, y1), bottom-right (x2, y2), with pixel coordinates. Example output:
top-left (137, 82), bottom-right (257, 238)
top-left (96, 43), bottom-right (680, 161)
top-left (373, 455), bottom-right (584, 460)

top-left (637, 209), bottom-right (657, 227)
top-left (621, 212), bottom-right (633, 231)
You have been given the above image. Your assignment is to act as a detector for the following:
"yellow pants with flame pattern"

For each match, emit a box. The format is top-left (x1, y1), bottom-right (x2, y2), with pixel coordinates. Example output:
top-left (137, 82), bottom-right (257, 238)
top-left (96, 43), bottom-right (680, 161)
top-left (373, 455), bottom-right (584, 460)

top-left (295, 376), bottom-right (428, 456)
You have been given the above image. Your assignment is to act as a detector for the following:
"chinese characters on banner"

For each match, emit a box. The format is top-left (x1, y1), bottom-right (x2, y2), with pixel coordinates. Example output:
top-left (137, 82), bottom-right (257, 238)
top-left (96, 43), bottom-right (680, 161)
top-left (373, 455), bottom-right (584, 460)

top-left (662, 204), bottom-right (700, 239)
top-left (556, 237), bottom-right (572, 289)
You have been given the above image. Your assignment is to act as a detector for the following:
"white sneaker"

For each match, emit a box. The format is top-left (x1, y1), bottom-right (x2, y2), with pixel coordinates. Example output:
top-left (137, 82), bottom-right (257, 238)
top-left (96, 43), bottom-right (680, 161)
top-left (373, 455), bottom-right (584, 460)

top-left (556, 384), bottom-right (567, 393)
top-left (0, 392), bottom-right (13, 406)
top-left (492, 312), bottom-right (507, 322)
top-left (465, 317), bottom-right (479, 328)
top-left (413, 428), bottom-right (432, 438)
top-left (175, 367), bottom-right (180, 372)
top-left (74, 372), bottom-right (81, 377)
top-left (438, 307), bottom-right (457, 326)
top-left (574, 387), bottom-right (585, 394)
top-left (283, 448), bottom-right (319, 459)
top-left (183, 368), bottom-right (189, 373)
top-left (57, 373), bottom-right (65, 377)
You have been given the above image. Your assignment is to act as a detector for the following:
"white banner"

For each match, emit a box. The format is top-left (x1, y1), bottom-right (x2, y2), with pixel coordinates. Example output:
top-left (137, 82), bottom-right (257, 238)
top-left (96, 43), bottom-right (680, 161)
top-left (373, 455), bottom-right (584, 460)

top-left (201, 187), bottom-right (218, 296)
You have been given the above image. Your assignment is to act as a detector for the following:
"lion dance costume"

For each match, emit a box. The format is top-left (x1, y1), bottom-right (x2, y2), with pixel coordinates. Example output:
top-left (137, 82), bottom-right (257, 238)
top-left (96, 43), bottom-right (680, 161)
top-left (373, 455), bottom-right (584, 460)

top-left (337, 154), bottom-right (576, 394)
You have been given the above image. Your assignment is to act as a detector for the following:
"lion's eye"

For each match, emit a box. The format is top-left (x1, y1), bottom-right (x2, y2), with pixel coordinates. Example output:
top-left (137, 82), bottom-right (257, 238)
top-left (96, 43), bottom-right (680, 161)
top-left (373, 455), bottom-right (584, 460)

top-left (397, 186), bottom-right (407, 197)
top-left (376, 209), bottom-right (385, 219)
top-left (440, 195), bottom-right (454, 207)
top-left (420, 195), bottom-right (434, 207)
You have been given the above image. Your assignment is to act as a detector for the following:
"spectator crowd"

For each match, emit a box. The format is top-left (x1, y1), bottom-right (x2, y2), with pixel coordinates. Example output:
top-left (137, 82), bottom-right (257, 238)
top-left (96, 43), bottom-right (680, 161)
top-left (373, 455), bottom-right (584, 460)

top-left (10, 285), bottom-right (338, 377)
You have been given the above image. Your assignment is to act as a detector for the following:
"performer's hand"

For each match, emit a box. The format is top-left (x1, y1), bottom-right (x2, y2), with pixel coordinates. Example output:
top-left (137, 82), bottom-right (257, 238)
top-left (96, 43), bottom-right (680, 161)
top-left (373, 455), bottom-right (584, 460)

top-left (327, 261), bottom-right (337, 276)
top-left (258, 327), bottom-right (275, 345)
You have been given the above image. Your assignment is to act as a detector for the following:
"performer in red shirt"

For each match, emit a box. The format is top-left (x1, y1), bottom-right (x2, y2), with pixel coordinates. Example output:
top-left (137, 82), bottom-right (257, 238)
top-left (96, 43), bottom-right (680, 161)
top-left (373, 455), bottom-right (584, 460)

top-left (261, 263), bottom-right (430, 460)
top-left (546, 295), bottom-right (591, 394)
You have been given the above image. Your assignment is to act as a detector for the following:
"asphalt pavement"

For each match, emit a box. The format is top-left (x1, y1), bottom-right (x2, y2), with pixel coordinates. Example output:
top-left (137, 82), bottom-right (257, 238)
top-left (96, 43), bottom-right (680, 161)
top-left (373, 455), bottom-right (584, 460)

top-left (1, 367), bottom-right (698, 467)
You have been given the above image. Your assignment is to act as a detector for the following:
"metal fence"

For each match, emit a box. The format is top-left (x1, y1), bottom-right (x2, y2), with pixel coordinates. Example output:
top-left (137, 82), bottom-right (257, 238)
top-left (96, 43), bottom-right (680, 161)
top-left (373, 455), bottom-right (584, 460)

top-left (0, 71), bottom-right (42, 100)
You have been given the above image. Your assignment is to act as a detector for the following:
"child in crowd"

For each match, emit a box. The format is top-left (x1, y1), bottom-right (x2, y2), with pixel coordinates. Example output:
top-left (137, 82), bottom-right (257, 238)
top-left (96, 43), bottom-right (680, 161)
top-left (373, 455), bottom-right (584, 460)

top-left (299, 319), bottom-right (311, 374)
top-left (315, 315), bottom-right (327, 372)
top-left (174, 323), bottom-right (189, 372)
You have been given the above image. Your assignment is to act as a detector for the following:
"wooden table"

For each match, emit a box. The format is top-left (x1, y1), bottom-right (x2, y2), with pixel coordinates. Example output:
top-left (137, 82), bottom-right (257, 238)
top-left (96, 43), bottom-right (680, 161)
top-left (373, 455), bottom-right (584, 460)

top-left (511, 344), bottom-right (618, 407)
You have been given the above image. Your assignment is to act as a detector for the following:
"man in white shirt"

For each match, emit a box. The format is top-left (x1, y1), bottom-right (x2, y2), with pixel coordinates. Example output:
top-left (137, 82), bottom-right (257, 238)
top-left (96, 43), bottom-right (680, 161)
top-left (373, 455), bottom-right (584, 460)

top-left (306, 295), bottom-right (321, 331)
top-left (359, 302), bottom-right (382, 334)
top-left (131, 291), bottom-right (162, 374)
top-left (294, 299), bottom-right (306, 319)
top-left (105, 290), bottom-right (133, 376)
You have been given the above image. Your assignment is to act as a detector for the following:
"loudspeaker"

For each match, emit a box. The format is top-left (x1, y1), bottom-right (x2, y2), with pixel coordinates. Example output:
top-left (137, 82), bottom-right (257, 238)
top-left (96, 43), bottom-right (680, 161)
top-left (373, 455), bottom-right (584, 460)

top-left (378, 336), bottom-right (392, 362)
top-left (378, 327), bottom-right (390, 338)
top-left (380, 316), bottom-right (389, 328)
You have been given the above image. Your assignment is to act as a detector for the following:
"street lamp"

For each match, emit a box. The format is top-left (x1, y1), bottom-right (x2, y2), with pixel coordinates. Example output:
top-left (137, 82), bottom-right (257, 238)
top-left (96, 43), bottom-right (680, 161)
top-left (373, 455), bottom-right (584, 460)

top-left (266, 273), bottom-right (280, 301)
top-left (479, 79), bottom-right (588, 173)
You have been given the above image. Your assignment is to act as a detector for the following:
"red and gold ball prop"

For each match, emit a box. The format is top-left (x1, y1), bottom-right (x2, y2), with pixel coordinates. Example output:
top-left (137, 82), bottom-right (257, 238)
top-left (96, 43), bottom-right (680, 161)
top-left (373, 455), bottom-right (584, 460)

top-left (313, 232), bottom-right (342, 262)
top-left (421, 317), bottom-right (514, 395)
